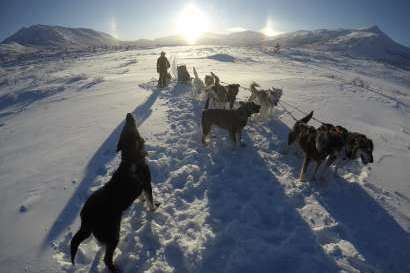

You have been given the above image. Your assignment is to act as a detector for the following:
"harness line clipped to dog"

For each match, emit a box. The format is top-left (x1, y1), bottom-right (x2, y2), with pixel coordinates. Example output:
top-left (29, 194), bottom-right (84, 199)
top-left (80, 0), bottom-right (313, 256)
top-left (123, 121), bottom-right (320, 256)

top-left (204, 77), bottom-right (327, 125)
top-left (277, 101), bottom-right (298, 121)
top-left (279, 100), bottom-right (326, 125)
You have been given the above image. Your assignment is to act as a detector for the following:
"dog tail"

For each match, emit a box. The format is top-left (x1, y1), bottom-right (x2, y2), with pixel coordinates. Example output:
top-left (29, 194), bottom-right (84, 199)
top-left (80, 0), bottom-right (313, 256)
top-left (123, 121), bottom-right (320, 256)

top-left (250, 82), bottom-right (259, 92)
top-left (70, 224), bottom-right (91, 265)
top-left (193, 67), bottom-right (199, 79)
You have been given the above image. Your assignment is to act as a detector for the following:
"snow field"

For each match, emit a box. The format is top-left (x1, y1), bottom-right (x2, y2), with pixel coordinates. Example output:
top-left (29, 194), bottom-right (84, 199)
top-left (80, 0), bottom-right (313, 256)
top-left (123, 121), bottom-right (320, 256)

top-left (0, 45), bottom-right (409, 273)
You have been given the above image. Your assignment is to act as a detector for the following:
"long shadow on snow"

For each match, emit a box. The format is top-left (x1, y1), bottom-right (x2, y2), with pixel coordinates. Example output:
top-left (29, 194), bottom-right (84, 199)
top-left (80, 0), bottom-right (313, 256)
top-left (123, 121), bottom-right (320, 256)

top-left (196, 131), bottom-right (339, 273)
top-left (42, 87), bottom-right (161, 249)
top-left (316, 177), bottom-right (410, 273)
top-left (0, 87), bottom-right (65, 119)
top-left (261, 116), bottom-right (410, 272)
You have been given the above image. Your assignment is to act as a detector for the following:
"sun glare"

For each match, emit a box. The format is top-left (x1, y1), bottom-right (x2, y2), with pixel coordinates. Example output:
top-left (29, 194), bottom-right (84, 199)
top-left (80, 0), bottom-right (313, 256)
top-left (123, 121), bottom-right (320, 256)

top-left (176, 4), bottom-right (209, 44)
top-left (261, 18), bottom-right (282, 37)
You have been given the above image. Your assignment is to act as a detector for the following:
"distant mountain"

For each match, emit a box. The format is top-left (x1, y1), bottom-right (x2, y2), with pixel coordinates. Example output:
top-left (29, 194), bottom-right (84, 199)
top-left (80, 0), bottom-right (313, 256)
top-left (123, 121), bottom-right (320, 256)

top-left (2, 24), bottom-right (120, 49)
top-left (268, 26), bottom-right (410, 68)
top-left (2, 24), bottom-right (409, 69)
top-left (152, 31), bottom-right (266, 46)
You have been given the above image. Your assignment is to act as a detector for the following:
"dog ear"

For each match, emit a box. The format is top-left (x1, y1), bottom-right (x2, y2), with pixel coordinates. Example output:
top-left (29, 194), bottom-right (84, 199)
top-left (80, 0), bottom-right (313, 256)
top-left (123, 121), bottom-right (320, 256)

top-left (126, 113), bottom-right (134, 122)
top-left (299, 111), bottom-right (313, 124)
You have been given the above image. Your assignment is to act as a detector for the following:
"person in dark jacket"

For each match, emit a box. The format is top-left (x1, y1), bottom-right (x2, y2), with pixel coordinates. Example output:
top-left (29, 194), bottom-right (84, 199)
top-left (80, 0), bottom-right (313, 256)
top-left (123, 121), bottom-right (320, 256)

top-left (157, 51), bottom-right (170, 88)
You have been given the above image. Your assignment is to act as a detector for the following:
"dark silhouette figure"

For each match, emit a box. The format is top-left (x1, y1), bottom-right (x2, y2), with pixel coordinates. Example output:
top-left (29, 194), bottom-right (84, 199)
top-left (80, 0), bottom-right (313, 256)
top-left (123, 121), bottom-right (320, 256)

top-left (157, 51), bottom-right (170, 88)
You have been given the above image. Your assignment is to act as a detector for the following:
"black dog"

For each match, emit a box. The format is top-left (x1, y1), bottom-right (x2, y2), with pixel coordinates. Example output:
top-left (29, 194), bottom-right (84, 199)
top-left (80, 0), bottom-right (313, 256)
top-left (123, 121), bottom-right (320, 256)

top-left (202, 101), bottom-right (260, 146)
top-left (70, 113), bottom-right (159, 272)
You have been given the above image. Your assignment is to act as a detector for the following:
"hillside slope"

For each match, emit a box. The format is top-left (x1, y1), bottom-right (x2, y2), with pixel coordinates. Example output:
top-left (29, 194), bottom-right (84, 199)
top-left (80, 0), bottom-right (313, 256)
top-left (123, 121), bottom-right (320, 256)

top-left (270, 26), bottom-right (410, 68)
top-left (2, 24), bottom-right (120, 49)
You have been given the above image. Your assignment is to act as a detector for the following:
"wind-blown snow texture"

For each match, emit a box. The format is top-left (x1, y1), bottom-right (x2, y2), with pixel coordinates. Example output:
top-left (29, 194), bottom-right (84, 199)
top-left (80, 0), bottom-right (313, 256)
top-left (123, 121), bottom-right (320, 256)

top-left (0, 46), bottom-right (409, 273)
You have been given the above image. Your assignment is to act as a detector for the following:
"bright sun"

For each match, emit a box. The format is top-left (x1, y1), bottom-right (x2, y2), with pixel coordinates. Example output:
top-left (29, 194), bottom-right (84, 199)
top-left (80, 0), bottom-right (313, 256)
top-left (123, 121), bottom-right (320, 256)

top-left (176, 4), bottom-right (209, 44)
top-left (261, 18), bottom-right (282, 37)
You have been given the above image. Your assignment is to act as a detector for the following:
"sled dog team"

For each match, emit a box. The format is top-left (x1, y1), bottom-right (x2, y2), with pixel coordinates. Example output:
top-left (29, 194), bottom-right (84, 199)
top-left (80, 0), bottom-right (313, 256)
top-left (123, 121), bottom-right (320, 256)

top-left (70, 70), bottom-right (374, 272)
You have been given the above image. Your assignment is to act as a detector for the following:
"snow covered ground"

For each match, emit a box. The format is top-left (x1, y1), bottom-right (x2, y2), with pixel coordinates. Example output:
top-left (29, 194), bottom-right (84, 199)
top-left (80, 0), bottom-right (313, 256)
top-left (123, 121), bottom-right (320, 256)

top-left (0, 45), bottom-right (409, 273)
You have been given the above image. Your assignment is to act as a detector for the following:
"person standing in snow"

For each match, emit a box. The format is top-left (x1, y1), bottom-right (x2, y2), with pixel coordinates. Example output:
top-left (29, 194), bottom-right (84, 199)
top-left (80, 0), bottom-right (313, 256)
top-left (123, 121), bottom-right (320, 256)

top-left (157, 51), bottom-right (170, 88)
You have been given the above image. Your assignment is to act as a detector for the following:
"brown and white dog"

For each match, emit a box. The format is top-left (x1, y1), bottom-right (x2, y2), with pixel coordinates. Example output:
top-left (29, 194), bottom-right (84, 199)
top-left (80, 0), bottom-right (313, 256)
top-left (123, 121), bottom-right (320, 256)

top-left (248, 82), bottom-right (282, 117)
top-left (70, 113), bottom-right (159, 272)
top-left (202, 101), bottom-right (260, 146)
top-left (205, 72), bottom-right (240, 109)
top-left (204, 74), bottom-right (215, 89)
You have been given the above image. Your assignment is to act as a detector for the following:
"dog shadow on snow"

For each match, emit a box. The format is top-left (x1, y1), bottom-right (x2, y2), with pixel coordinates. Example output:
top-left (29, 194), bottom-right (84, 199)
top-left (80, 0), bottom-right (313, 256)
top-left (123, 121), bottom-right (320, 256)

top-left (256, 117), bottom-right (410, 273)
top-left (149, 98), bottom-right (339, 273)
top-left (42, 85), bottom-right (162, 250)
top-left (315, 176), bottom-right (410, 273)
top-left (192, 130), bottom-right (339, 273)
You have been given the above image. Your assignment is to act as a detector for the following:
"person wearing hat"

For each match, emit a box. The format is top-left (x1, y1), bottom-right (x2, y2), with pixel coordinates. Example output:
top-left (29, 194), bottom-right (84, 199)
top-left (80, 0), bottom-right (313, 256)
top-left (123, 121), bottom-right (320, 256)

top-left (157, 51), bottom-right (170, 88)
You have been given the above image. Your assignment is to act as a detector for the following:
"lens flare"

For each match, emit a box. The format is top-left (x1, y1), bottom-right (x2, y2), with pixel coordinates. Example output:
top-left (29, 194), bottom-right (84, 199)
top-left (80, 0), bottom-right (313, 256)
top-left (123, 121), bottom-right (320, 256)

top-left (261, 18), bottom-right (282, 37)
top-left (176, 4), bottom-right (209, 44)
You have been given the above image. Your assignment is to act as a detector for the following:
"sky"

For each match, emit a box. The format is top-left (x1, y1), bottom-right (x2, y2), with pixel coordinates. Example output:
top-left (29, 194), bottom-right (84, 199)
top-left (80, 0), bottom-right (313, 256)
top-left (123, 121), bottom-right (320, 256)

top-left (0, 0), bottom-right (409, 46)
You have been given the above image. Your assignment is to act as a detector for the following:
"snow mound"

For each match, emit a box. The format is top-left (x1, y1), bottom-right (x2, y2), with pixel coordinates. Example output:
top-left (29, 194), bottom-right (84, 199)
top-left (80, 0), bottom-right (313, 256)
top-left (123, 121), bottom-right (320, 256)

top-left (207, 54), bottom-right (237, 62)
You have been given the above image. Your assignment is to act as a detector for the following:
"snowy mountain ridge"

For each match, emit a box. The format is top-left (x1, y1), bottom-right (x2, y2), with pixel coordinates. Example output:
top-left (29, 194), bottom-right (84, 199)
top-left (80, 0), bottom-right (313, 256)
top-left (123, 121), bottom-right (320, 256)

top-left (2, 24), bottom-right (120, 49)
top-left (269, 25), bottom-right (410, 68)
top-left (2, 24), bottom-right (410, 69)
